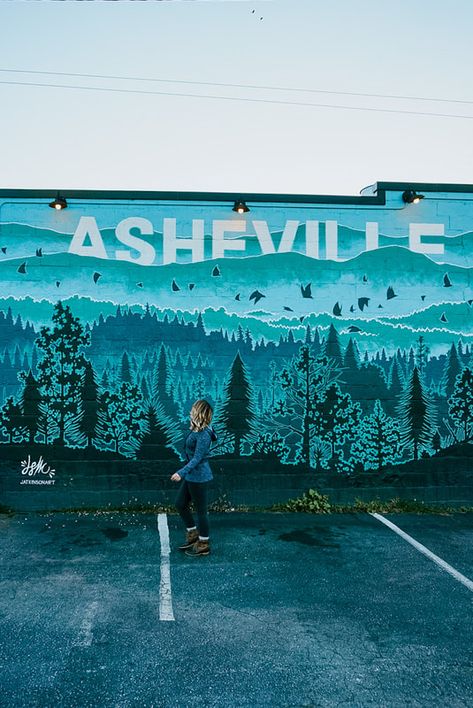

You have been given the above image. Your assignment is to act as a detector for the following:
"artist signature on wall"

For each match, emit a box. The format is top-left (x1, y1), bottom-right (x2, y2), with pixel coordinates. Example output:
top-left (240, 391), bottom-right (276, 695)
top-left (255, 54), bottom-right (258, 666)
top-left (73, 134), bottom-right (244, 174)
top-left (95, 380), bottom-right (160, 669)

top-left (19, 455), bottom-right (56, 485)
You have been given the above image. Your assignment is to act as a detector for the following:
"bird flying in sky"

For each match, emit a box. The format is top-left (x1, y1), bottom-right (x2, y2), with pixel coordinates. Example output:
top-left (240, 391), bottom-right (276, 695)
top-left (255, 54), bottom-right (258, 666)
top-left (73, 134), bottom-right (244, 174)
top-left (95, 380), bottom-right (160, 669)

top-left (300, 283), bottom-right (312, 299)
top-left (249, 290), bottom-right (266, 304)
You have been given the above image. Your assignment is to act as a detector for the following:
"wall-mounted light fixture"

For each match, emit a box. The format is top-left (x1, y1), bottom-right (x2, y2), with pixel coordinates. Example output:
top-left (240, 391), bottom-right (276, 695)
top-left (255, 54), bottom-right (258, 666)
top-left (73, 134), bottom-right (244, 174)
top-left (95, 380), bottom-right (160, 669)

top-left (402, 190), bottom-right (424, 204)
top-left (232, 200), bottom-right (250, 214)
top-left (48, 192), bottom-right (68, 210)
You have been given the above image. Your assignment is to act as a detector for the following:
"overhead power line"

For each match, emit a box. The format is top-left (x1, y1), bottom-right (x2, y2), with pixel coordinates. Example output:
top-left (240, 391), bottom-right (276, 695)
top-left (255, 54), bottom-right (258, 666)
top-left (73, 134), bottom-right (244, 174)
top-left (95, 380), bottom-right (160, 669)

top-left (0, 67), bottom-right (472, 106)
top-left (1, 79), bottom-right (473, 120)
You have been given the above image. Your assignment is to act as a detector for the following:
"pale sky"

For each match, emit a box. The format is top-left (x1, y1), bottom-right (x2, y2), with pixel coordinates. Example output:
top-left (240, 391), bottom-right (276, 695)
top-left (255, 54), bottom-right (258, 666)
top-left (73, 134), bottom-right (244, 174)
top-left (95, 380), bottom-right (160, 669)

top-left (1, 0), bottom-right (473, 196)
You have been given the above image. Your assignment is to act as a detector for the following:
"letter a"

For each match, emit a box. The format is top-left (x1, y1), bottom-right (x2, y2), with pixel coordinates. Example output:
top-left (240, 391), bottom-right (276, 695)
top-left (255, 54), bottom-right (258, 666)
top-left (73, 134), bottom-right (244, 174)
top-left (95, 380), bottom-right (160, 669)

top-left (69, 217), bottom-right (108, 259)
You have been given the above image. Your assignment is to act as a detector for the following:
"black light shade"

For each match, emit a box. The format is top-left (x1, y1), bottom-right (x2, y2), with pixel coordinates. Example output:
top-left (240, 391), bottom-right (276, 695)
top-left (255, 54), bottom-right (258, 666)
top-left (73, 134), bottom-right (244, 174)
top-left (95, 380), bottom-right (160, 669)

top-left (402, 190), bottom-right (425, 204)
top-left (48, 193), bottom-right (68, 210)
top-left (232, 200), bottom-right (250, 214)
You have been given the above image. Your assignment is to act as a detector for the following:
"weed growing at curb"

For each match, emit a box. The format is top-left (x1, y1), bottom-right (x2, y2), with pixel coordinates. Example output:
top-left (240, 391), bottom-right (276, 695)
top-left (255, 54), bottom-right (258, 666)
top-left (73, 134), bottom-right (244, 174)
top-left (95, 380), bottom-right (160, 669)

top-left (268, 489), bottom-right (473, 515)
top-left (2, 490), bottom-right (472, 517)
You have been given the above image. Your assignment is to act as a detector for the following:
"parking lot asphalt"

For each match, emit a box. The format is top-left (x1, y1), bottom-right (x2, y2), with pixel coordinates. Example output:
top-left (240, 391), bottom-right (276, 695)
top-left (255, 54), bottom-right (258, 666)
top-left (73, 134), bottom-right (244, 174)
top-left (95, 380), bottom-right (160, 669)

top-left (1, 511), bottom-right (472, 707)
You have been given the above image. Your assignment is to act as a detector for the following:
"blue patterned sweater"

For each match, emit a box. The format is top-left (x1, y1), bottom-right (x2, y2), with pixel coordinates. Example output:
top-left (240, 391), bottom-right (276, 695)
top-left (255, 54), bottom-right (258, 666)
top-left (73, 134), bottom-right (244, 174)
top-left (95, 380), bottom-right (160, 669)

top-left (177, 426), bottom-right (217, 482)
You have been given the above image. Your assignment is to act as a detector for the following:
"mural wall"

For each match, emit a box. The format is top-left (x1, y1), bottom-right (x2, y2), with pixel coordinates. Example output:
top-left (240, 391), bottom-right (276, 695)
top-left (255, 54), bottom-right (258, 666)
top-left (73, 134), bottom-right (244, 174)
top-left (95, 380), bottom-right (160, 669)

top-left (0, 183), bottom-right (472, 510)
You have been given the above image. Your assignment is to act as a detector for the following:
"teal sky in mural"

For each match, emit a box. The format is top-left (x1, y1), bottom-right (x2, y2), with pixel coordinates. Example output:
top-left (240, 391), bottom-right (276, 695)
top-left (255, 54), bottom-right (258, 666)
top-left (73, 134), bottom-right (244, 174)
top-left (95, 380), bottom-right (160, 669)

top-left (1, 0), bottom-right (473, 194)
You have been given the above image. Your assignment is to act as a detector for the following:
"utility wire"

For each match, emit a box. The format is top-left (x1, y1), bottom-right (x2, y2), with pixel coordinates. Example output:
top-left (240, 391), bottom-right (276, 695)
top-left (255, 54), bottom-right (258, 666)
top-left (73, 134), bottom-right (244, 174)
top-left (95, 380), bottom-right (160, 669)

top-left (1, 78), bottom-right (473, 119)
top-left (0, 67), bottom-right (472, 106)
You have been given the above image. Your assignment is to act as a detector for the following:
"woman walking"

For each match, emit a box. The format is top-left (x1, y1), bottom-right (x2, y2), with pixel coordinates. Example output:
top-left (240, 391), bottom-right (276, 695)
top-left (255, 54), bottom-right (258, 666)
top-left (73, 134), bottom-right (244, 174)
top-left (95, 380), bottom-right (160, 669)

top-left (171, 399), bottom-right (217, 557)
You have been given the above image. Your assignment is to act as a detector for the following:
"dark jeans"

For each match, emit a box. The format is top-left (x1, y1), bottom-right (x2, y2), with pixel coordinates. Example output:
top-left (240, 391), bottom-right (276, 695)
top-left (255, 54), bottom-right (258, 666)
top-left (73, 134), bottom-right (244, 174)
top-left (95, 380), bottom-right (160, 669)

top-left (175, 479), bottom-right (210, 537)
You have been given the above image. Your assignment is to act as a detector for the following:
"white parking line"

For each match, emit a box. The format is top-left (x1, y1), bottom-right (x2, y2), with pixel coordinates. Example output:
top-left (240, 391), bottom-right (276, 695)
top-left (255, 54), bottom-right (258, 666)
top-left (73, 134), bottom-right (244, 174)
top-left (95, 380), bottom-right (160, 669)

top-left (74, 600), bottom-right (99, 647)
top-left (370, 512), bottom-right (473, 593)
top-left (157, 514), bottom-right (175, 621)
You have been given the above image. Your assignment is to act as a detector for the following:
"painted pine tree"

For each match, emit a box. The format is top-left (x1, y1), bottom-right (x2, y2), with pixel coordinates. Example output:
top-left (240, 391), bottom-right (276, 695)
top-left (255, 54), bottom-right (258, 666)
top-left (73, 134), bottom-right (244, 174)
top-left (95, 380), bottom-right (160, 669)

top-left (217, 352), bottom-right (255, 456)
top-left (276, 346), bottom-right (338, 467)
top-left (18, 370), bottom-right (41, 444)
top-left (398, 366), bottom-right (435, 460)
top-left (448, 367), bottom-right (473, 441)
top-left (78, 361), bottom-right (100, 447)
top-left (137, 403), bottom-right (180, 460)
top-left (324, 324), bottom-right (343, 369)
top-left (442, 343), bottom-right (462, 400)
top-left (101, 369), bottom-right (110, 390)
top-left (96, 382), bottom-right (146, 457)
top-left (344, 338), bottom-right (360, 371)
top-left (314, 382), bottom-right (361, 461)
top-left (416, 335), bottom-right (428, 378)
top-left (120, 352), bottom-right (133, 383)
top-left (388, 358), bottom-right (404, 399)
top-left (193, 373), bottom-right (206, 399)
top-left (35, 302), bottom-right (90, 446)
top-left (153, 344), bottom-right (178, 419)
top-left (352, 400), bottom-right (401, 471)
top-left (140, 375), bottom-right (150, 402)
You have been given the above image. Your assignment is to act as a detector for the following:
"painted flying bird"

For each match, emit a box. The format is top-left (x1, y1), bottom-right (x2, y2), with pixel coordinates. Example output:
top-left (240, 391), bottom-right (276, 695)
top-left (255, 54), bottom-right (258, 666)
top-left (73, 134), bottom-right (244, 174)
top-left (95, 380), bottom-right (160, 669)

top-left (172, 279), bottom-right (180, 292)
top-left (1, 247), bottom-right (6, 254)
top-left (249, 290), bottom-right (266, 304)
top-left (378, 304), bottom-right (384, 308)
top-left (386, 286), bottom-right (397, 300)
top-left (421, 295), bottom-right (426, 301)
top-left (93, 272), bottom-right (101, 284)
top-left (299, 316), bottom-right (305, 323)
top-left (440, 313), bottom-right (448, 323)
top-left (188, 283), bottom-right (195, 291)
top-left (212, 265), bottom-right (221, 277)
top-left (349, 305), bottom-right (355, 313)
top-left (56, 281), bottom-right (60, 288)
top-left (235, 293), bottom-right (241, 301)
top-left (347, 325), bottom-right (362, 333)
top-left (443, 273), bottom-right (452, 287)
top-left (358, 297), bottom-right (370, 311)
top-left (300, 283), bottom-right (312, 298)
top-left (362, 275), bottom-right (368, 283)
top-left (35, 248), bottom-right (43, 257)
top-left (136, 282), bottom-right (143, 288)
top-left (17, 262), bottom-right (27, 274)
top-left (333, 302), bottom-right (342, 317)
top-left (283, 306), bottom-right (294, 312)
top-left (468, 299), bottom-right (473, 306)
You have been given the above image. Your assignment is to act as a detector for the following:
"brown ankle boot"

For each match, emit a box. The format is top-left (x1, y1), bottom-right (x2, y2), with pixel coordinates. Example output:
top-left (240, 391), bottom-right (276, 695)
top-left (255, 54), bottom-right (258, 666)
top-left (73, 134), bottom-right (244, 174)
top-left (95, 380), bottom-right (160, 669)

top-left (178, 528), bottom-right (199, 550)
top-left (185, 539), bottom-right (210, 557)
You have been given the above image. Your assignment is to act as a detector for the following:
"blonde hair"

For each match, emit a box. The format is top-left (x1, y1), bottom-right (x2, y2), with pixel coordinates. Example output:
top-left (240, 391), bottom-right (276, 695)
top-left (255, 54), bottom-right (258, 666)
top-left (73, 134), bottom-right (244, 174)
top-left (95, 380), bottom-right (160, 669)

top-left (190, 399), bottom-right (213, 431)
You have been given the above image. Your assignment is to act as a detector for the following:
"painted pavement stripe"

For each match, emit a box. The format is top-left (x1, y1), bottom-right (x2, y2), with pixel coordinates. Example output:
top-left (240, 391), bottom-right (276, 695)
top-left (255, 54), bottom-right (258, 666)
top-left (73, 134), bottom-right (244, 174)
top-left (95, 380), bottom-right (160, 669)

top-left (157, 513), bottom-right (175, 621)
top-left (370, 512), bottom-right (473, 593)
top-left (74, 600), bottom-right (99, 647)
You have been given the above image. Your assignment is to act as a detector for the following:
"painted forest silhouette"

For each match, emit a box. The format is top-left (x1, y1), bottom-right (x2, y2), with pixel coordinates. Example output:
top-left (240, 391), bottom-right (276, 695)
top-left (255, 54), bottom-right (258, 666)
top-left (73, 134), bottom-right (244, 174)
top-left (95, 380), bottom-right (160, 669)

top-left (0, 301), bottom-right (472, 480)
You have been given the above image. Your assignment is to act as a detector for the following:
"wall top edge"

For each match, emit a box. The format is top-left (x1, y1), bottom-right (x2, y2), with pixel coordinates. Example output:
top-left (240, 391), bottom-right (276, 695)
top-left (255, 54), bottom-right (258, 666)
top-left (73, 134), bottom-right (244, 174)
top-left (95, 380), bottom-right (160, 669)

top-left (1, 181), bottom-right (473, 206)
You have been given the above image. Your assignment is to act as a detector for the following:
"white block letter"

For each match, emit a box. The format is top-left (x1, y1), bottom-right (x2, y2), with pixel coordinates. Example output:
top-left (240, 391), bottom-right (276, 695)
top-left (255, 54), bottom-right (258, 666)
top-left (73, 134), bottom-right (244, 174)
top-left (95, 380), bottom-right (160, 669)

top-left (212, 220), bottom-right (246, 258)
top-left (69, 216), bottom-right (108, 259)
top-left (409, 223), bottom-right (445, 255)
top-left (277, 221), bottom-right (300, 253)
top-left (115, 217), bottom-right (155, 266)
top-left (305, 221), bottom-right (319, 259)
top-left (163, 219), bottom-right (205, 265)
top-left (251, 221), bottom-right (276, 254)
top-left (365, 222), bottom-right (379, 251)
top-left (325, 220), bottom-right (339, 260)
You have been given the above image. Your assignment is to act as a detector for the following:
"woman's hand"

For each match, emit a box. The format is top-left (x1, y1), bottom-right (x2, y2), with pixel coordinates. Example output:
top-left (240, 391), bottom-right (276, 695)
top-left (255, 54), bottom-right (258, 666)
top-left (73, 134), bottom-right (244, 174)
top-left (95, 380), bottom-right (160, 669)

top-left (170, 473), bottom-right (182, 482)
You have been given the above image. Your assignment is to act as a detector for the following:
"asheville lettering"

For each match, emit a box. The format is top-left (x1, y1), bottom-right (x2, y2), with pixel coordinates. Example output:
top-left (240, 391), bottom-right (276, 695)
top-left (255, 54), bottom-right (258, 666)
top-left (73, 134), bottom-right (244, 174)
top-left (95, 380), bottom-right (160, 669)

top-left (69, 216), bottom-right (446, 265)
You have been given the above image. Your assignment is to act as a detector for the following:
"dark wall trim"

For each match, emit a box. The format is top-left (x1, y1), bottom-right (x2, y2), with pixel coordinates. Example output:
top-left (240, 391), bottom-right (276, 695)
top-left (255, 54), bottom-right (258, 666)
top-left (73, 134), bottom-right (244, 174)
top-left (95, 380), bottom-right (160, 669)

top-left (0, 181), bottom-right (472, 206)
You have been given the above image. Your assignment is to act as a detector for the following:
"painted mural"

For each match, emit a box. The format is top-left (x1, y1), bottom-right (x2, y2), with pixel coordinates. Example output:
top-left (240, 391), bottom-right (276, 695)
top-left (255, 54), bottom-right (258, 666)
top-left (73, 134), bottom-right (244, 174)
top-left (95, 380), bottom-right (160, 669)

top-left (0, 185), bottom-right (472, 509)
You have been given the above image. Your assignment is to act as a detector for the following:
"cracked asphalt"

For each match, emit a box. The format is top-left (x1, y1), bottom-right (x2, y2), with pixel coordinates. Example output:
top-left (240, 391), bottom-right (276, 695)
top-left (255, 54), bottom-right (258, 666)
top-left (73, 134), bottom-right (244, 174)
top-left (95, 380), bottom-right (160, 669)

top-left (0, 511), bottom-right (472, 707)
